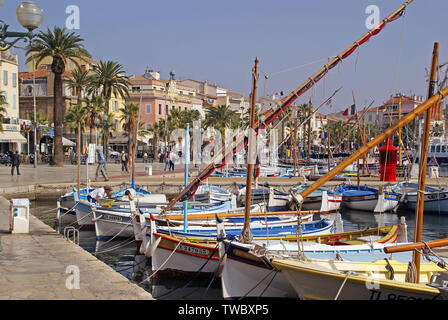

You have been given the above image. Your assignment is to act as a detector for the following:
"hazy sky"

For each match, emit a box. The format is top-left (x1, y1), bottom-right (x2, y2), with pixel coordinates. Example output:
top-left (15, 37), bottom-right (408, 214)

top-left (3, 0), bottom-right (448, 114)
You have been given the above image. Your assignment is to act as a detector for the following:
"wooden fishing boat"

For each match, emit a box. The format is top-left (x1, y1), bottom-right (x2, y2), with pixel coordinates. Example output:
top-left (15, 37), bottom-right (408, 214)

top-left (58, 187), bottom-right (151, 226)
top-left (75, 192), bottom-right (231, 229)
top-left (155, 215), bottom-right (327, 239)
top-left (145, 214), bottom-right (335, 278)
top-left (290, 184), bottom-right (342, 214)
top-left (92, 202), bottom-right (269, 240)
top-left (271, 258), bottom-right (444, 300)
top-left (192, 185), bottom-right (232, 203)
top-left (217, 220), bottom-right (409, 299)
top-left (392, 182), bottom-right (448, 214)
top-left (237, 186), bottom-right (290, 212)
top-left (335, 185), bottom-right (401, 213)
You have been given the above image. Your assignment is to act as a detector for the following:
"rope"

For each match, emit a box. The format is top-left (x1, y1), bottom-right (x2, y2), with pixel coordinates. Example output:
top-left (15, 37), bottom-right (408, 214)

top-left (92, 210), bottom-right (138, 246)
top-left (420, 241), bottom-right (448, 271)
top-left (239, 268), bottom-right (278, 300)
top-left (151, 244), bottom-right (219, 300)
top-left (93, 237), bottom-right (136, 255)
top-left (405, 260), bottom-right (417, 283)
top-left (200, 239), bottom-right (235, 300)
top-left (334, 271), bottom-right (352, 300)
top-left (138, 238), bottom-right (186, 284)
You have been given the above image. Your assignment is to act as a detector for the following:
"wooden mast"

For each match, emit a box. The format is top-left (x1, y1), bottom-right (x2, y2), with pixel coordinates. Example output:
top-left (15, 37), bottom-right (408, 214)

top-left (131, 113), bottom-right (136, 189)
top-left (398, 97), bottom-right (403, 166)
top-left (240, 58), bottom-right (259, 244)
top-left (77, 122), bottom-right (81, 199)
top-left (294, 86), bottom-right (448, 204)
top-left (159, 0), bottom-right (415, 216)
top-left (413, 42), bottom-right (439, 283)
top-left (307, 102), bottom-right (312, 162)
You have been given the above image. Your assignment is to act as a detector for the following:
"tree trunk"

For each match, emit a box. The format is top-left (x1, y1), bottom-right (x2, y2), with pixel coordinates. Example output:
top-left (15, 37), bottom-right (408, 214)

top-left (53, 71), bottom-right (64, 167)
top-left (90, 124), bottom-right (94, 145)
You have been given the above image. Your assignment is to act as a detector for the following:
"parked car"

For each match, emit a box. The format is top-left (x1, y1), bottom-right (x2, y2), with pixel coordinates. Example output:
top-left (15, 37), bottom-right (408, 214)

top-left (108, 148), bottom-right (120, 159)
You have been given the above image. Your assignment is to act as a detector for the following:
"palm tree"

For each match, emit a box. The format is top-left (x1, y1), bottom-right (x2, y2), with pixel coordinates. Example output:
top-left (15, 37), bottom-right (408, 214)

top-left (203, 105), bottom-right (240, 141)
top-left (65, 104), bottom-right (87, 151)
top-left (65, 104), bottom-right (87, 196)
top-left (0, 92), bottom-right (7, 130)
top-left (120, 103), bottom-right (139, 153)
top-left (26, 26), bottom-right (91, 167)
top-left (29, 112), bottom-right (49, 162)
top-left (101, 113), bottom-right (117, 159)
top-left (84, 95), bottom-right (106, 144)
top-left (91, 60), bottom-right (131, 158)
top-left (65, 67), bottom-right (94, 105)
top-left (91, 60), bottom-right (130, 110)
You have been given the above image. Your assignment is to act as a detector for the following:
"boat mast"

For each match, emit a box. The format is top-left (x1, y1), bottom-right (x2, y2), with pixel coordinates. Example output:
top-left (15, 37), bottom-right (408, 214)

top-left (307, 101), bottom-right (312, 162)
top-left (413, 42), bottom-right (439, 283)
top-left (159, 0), bottom-right (414, 216)
top-left (294, 87), bottom-right (448, 204)
top-left (398, 97), bottom-right (402, 166)
top-left (240, 58), bottom-right (259, 244)
top-left (183, 123), bottom-right (190, 232)
top-left (131, 113), bottom-right (136, 189)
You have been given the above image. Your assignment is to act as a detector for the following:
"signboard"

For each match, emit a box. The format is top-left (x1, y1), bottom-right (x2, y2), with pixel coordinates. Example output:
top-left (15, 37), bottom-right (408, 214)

top-left (87, 144), bottom-right (96, 164)
top-left (1, 124), bottom-right (19, 132)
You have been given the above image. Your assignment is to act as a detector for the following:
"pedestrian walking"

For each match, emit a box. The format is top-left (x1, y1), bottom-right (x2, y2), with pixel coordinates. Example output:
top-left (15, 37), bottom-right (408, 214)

top-left (121, 151), bottom-right (129, 172)
top-left (169, 151), bottom-right (175, 172)
top-left (11, 151), bottom-right (20, 176)
top-left (95, 149), bottom-right (109, 181)
top-left (143, 152), bottom-right (148, 163)
top-left (164, 151), bottom-right (170, 171)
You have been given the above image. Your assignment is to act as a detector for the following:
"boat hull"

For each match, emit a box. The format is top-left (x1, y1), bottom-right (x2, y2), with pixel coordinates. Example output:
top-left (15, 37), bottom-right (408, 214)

top-left (272, 259), bottom-right (443, 300)
top-left (151, 234), bottom-right (220, 278)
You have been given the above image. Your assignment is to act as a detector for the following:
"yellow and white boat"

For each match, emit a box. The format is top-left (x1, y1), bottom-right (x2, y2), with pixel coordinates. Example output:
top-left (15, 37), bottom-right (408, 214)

top-left (271, 258), bottom-right (444, 300)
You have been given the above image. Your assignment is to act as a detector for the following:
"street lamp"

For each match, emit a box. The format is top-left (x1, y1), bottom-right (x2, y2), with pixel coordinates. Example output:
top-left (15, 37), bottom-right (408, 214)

top-left (0, 1), bottom-right (44, 51)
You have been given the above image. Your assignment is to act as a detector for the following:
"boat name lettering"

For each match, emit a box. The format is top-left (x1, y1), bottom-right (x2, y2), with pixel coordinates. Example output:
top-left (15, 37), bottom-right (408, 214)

top-left (427, 193), bottom-right (447, 200)
top-left (103, 215), bottom-right (123, 222)
top-left (369, 290), bottom-right (433, 300)
top-left (178, 244), bottom-right (210, 256)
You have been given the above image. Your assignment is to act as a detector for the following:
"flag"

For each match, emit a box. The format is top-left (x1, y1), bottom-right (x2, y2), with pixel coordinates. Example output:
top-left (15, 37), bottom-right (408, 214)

top-left (253, 156), bottom-right (261, 180)
top-left (343, 104), bottom-right (356, 116)
top-left (320, 132), bottom-right (328, 139)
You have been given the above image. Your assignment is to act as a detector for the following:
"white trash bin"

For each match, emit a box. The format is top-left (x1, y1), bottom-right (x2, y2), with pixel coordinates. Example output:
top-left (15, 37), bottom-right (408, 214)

top-left (10, 199), bottom-right (30, 234)
top-left (145, 166), bottom-right (153, 176)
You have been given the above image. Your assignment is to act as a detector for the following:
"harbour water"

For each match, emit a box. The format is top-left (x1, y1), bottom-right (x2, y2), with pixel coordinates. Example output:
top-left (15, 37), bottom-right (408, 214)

top-left (30, 195), bottom-right (448, 300)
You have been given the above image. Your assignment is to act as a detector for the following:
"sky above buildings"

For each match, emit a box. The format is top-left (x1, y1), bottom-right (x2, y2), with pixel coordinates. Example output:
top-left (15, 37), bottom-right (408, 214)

top-left (3, 0), bottom-right (448, 114)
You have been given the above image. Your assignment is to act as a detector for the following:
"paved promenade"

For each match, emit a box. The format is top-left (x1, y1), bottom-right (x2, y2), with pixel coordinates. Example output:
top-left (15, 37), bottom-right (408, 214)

top-left (0, 196), bottom-right (153, 300)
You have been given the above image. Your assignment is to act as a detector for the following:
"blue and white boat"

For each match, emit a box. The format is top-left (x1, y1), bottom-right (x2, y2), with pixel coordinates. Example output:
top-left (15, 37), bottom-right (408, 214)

top-left (155, 218), bottom-right (334, 240)
top-left (392, 182), bottom-right (448, 214)
top-left (74, 192), bottom-right (233, 229)
top-left (335, 184), bottom-right (401, 213)
top-left (290, 184), bottom-right (342, 214)
top-left (92, 201), bottom-right (270, 241)
top-left (237, 186), bottom-right (290, 211)
top-left (57, 186), bottom-right (151, 225)
top-left (192, 185), bottom-right (232, 203)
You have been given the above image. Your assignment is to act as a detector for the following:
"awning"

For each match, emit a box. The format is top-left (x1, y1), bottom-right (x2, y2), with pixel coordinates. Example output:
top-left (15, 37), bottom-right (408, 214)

top-left (0, 131), bottom-right (27, 143)
top-left (63, 137), bottom-right (76, 147)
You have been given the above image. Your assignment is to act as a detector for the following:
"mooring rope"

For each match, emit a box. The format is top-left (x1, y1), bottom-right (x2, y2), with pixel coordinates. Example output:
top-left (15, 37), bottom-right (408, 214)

top-left (138, 238), bottom-right (186, 284)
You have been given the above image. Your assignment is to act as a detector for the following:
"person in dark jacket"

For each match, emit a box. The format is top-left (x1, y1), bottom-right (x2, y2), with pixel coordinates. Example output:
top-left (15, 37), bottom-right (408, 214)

top-left (11, 151), bottom-right (20, 176)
